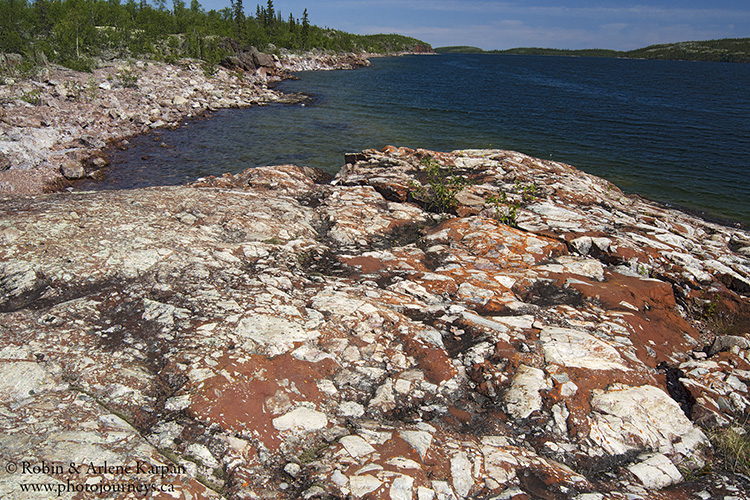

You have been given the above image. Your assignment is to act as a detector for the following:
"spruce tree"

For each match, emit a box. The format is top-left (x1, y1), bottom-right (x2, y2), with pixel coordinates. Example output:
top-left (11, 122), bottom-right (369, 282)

top-left (265, 0), bottom-right (273, 27)
top-left (231, 0), bottom-right (244, 24)
top-left (301, 8), bottom-right (309, 49)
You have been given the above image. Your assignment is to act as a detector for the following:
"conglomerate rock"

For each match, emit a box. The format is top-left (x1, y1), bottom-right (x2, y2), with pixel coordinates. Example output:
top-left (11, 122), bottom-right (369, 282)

top-left (1, 146), bottom-right (750, 499)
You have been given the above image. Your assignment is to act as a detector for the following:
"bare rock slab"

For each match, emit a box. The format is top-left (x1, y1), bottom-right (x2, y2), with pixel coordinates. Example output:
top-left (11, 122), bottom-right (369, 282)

top-left (1, 147), bottom-right (749, 499)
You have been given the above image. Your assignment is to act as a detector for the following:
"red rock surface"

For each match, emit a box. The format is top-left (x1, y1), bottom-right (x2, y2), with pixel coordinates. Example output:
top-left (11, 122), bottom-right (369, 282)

top-left (1, 146), bottom-right (750, 499)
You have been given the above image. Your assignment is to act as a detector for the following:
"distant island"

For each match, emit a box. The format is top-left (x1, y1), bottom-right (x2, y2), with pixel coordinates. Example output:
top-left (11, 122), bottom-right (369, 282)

top-left (435, 37), bottom-right (750, 63)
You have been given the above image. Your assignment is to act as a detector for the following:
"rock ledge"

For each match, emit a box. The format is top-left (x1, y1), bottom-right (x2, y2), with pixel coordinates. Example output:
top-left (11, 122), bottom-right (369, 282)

top-left (1, 146), bottom-right (750, 499)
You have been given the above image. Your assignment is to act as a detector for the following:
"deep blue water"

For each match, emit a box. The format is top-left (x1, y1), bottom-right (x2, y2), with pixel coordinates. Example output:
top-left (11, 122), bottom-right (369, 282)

top-left (84, 54), bottom-right (750, 225)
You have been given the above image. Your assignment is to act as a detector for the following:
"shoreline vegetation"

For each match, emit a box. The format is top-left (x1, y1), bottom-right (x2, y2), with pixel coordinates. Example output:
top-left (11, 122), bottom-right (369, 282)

top-left (0, 0), bottom-right (432, 74)
top-left (435, 37), bottom-right (750, 63)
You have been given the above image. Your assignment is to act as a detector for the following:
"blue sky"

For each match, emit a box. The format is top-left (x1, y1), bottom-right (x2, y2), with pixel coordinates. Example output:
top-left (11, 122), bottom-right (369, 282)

top-left (199, 0), bottom-right (750, 50)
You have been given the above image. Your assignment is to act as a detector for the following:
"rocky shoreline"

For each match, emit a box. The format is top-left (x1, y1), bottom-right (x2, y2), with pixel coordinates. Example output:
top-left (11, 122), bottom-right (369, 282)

top-left (2, 144), bottom-right (750, 499)
top-left (0, 50), bottom-right (370, 196)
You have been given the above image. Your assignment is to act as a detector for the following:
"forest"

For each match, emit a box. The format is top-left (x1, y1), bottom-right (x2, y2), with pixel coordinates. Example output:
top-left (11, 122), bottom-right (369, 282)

top-left (0, 0), bottom-right (431, 72)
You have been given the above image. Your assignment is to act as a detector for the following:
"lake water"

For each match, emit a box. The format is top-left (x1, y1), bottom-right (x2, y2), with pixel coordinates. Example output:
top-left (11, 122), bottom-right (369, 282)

top-left (84, 54), bottom-right (750, 225)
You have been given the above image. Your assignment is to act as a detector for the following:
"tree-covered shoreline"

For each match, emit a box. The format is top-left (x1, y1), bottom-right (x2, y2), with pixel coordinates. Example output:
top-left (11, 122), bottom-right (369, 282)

top-left (0, 0), bottom-right (431, 73)
top-left (436, 38), bottom-right (750, 63)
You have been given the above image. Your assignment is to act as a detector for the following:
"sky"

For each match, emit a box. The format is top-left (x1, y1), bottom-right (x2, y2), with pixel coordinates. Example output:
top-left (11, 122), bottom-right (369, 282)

top-left (199, 0), bottom-right (750, 51)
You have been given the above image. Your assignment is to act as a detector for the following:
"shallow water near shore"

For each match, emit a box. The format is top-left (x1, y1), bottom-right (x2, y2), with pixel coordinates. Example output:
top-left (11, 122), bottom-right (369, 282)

top-left (82, 54), bottom-right (750, 225)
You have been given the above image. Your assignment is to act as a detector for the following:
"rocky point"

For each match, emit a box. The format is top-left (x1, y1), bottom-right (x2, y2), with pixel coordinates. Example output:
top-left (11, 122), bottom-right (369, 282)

top-left (0, 50), bottom-right (369, 196)
top-left (1, 144), bottom-right (750, 499)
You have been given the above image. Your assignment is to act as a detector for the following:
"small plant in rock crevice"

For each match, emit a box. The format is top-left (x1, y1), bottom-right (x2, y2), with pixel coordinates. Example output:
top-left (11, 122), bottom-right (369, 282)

top-left (711, 427), bottom-right (750, 473)
top-left (409, 156), bottom-right (471, 214)
top-left (708, 413), bottom-right (750, 476)
top-left (485, 180), bottom-right (538, 227)
top-left (116, 67), bottom-right (140, 88)
top-left (298, 441), bottom-right (330, 464)
top-left (86, 76), bottom-right (99, 99)
top-left (512, 179), bottom-right (538, 204)
top-left (19, 89), bottom-right (42, 105)
top-left (63, 78), bottom-right (99, 102)
top-left (64, 80), bottom-right (84, 101)
top-left (485, 192), bottom-right (519, 227)
top-left (694, 293), bottom-right (737, 337)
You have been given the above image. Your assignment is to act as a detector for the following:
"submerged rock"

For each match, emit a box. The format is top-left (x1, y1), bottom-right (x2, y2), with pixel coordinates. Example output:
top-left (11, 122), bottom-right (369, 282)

top-left (1, 147), bottom-right (750, 499)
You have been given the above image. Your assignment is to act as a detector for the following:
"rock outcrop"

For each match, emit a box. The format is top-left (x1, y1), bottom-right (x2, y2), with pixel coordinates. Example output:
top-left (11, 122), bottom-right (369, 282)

top-left (278, 50), bottom-right (372, 72)
top-left (1, 146), bottom-right (750, 499)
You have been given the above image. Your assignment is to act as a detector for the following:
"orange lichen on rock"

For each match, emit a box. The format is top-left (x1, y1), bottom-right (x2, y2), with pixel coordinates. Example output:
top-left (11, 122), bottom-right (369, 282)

top-left (2, 146), bottom-right (749, 499)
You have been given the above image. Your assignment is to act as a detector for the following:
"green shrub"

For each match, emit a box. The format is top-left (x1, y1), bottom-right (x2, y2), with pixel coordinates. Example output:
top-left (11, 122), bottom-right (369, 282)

top-left (410, 157), bottom-right (471, 214)
top-left (116, 67), bottom-right (139, 88)
top-left (60, 56), bottom-right (95, 73)
top-left (485, 180), bottom-right (537, 227)
top-left (486, 192), bottom-right (519, 227)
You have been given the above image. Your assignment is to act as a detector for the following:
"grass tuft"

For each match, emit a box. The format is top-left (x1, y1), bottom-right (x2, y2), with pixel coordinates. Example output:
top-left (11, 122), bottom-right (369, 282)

top-left (709, 422), bottom-right (750, 475)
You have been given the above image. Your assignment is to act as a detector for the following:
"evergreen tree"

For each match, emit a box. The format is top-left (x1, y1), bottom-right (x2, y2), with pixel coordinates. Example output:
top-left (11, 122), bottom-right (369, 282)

top-left (231, 0), bottom-right (244, 24)
top-left (301, 8), bottom-right (309, 49)
top-left (0, 0), bottom-right (30, 54)
top-left (264, 0), bottom-right (273, 27)
top-left (173, 0), bottom-right (185, 16)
